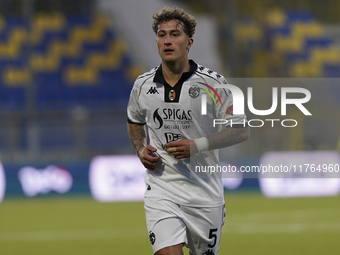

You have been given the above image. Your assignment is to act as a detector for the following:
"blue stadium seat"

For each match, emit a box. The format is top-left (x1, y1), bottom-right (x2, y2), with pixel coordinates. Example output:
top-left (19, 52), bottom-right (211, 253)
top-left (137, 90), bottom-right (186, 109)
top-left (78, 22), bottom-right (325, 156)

top-left (305, 38), bottom-right (333, 49)
top-left (323, 64), bottom-right (340, 78)
top-left (0, 14), bottom-right (138, 112)
top-left (286, 10), bottom-right (314, 22)
top-left (39, 123), bottom-right (75, 150)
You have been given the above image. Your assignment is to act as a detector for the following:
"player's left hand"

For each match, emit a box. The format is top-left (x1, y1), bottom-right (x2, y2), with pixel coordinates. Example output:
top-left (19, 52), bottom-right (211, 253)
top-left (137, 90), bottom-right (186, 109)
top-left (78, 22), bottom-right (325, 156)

top-left (163, 139), bottom-right (197, 159)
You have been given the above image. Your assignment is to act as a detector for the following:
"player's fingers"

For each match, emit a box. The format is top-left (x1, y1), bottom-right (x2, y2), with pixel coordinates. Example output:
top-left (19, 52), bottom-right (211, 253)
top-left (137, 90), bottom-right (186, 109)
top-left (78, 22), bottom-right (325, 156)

top-left (141, 146), bottom-right (160, 160)
top-left (169, 152), bottom-right (188, 159)
top-left (142, 159), bottom-right (158, 170)
top-left (163, 141), bottom-right (181, 148)
top-left (144, 145), bottom-right (157, 154)
top-left (174, 154), bottom-right (188, 159)
top-left (167, 145), bottom-right (187, 152)
top-left (166, 147), bottom-right (177, 153)
top-left (170, 146), bottom-right (187, 152)
top-left (149, 146), bottom-right (157, 152)
top-left (173, 147), bottom-right (190, 158)
top-left (163, 142), bottom-right (174, 147)
top-left (144, 154), bottom-right (161, 163)
top-left (149, 156), bottom-right (161, 163)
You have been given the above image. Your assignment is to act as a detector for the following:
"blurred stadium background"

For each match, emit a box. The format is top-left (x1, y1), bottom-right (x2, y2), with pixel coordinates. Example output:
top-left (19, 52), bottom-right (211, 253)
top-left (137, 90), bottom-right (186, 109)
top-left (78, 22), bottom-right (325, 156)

top-left (0, 0), bottom-right (340, 254)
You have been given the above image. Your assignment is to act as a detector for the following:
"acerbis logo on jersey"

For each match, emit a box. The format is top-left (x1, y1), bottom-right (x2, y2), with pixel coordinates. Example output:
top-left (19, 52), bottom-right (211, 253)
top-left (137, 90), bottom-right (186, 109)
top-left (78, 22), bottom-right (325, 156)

top-left (153, 108), bottom-right (192, 129)
top-left (165, 133), bottom-right (183, 143)
top-left (147, 86), bottom-right (159, 94)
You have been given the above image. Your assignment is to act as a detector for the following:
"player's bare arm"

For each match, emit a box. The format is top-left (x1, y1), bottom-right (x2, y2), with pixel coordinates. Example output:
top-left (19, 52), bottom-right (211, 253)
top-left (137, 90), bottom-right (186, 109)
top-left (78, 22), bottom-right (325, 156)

top-left (208, 126), bottom-right (250, 150)
top-left (127, 123), bottom-right (161, 170)
top-left (164, 126), bottom-right (250, 159)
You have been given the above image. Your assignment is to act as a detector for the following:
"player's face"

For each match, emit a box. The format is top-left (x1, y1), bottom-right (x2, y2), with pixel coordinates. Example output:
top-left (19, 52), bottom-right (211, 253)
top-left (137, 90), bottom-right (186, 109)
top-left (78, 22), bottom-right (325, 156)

top-left (156, 20), bottom-right (193, 64)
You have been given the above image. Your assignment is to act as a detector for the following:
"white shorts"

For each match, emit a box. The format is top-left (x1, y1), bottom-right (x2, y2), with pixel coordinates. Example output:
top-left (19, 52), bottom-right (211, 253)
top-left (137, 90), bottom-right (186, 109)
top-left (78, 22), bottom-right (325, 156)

top-left (144, 198), bottom-right (226, 255)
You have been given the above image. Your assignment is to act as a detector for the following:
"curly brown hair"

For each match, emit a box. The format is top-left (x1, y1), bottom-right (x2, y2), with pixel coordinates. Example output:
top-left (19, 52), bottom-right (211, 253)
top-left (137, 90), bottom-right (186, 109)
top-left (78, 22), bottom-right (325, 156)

top-left (152, 6), bottom-right (197, 38)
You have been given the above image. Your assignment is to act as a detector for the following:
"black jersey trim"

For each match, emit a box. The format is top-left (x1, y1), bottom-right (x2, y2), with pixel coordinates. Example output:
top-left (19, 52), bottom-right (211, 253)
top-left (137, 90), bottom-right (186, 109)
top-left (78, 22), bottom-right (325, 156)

top-left (127, 117), bottom-right (146, 125)
top-left (137, 70), bottom-right (157, 99)
top-left (153, 60), bottom-right (198, 103)
top-left (195, 70), bottom-right (223, 84)
top-left (136, 67), bottom-right (158, 80)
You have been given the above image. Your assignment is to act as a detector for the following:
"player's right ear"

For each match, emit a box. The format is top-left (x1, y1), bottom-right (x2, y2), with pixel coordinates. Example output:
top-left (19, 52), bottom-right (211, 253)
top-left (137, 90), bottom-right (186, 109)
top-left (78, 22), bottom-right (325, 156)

top-left (187, 38), bottom-right (193, 51)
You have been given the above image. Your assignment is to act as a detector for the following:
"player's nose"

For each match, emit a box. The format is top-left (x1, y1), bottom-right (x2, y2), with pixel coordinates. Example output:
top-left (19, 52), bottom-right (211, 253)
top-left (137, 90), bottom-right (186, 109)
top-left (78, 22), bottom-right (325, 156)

top-left (164, 35), bottom-right (171, 45)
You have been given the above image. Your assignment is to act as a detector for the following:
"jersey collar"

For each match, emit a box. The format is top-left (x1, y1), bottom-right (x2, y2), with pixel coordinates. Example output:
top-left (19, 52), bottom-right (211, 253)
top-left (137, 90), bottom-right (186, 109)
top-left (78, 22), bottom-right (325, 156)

top-left (153, 59), bottom-right (198, 86)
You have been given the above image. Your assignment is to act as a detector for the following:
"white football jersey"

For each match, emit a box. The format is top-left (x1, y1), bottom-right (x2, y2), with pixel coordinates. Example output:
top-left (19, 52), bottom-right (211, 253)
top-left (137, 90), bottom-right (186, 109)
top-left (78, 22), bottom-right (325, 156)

top-left (127, 60), bottom-right (247, 207)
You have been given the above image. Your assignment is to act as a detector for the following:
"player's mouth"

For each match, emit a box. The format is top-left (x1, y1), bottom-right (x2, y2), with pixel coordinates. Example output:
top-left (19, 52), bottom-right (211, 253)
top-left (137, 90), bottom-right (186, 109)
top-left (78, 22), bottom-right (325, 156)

top-left (164, 49), bottom-right (174, 54)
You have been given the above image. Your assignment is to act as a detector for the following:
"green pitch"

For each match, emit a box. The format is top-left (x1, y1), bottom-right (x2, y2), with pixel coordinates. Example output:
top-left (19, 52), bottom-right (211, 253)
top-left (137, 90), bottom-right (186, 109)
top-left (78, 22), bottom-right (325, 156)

top-left (0, 193), bottom-right (339, 255)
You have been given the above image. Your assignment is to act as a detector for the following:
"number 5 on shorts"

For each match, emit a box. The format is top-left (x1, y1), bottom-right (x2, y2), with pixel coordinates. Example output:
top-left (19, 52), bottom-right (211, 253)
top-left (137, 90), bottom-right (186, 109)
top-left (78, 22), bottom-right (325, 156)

top-left (208, 228), bottom-right (218, 248)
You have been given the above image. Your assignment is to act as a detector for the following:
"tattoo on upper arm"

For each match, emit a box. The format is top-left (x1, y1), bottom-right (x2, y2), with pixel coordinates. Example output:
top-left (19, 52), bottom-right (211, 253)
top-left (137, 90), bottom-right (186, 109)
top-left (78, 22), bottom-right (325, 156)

top-left (208, 127), bottom-right (249, 150)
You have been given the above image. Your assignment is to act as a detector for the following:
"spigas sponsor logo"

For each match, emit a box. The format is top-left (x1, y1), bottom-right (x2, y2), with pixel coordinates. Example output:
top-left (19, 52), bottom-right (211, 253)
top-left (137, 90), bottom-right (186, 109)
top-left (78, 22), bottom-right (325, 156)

top-left (153, 108), bottom-right (192, 129)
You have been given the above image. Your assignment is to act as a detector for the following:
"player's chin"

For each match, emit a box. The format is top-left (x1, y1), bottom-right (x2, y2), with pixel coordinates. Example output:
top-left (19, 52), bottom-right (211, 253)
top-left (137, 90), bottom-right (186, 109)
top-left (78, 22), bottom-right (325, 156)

top-left (161, 54), bottom-right (176, 62)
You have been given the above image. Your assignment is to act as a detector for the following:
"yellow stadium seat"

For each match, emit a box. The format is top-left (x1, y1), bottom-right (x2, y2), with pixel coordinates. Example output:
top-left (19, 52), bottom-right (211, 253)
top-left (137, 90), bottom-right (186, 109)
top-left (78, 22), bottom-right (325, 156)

top-left (291, 61), bottom-right (322, 77)
top-left (3, 68), bottom-right (31, 86)
top-left (64, 66), bottom-right (98, 85)
top-left (63, 39), bottom-right (128, 85)
top-left (274, 36), bottom-right (304, 52)
top-left (31, 13), bottom-right (65, 45)
top-left (310, 47), bottom-right (340, 64)
top-left (292, 22), bottom-right (323, 38)
top-left (236, 24), bottom-right (262, 43)
top-left (0, 29), bottom-right (26, 59)
top-left (265, 9), bottom-right (286, 27)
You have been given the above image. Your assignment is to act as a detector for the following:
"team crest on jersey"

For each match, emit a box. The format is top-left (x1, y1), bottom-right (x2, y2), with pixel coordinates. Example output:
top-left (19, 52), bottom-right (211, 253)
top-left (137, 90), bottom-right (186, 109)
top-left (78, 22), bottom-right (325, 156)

top-left (169, 90), bottom-right (176, 101)
top-left (188, 86), bottom-right (200, 99)
top-left (149, 231), bottom-right (156, 245)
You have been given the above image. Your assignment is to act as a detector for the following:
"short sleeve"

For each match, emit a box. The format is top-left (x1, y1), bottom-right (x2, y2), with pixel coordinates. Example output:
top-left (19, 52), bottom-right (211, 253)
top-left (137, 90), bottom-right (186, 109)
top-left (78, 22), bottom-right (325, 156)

top-left (215, 81), bottom-right (247, 128)
top-left (127, 83), bottom-right (146, 125)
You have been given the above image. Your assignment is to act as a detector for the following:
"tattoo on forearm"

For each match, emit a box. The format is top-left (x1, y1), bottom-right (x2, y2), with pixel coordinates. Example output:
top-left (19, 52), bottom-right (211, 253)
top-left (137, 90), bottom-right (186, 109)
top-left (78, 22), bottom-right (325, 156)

top-left (208, 127), bottom-right (249, 150)
top-left (127, 124), bottom-right (146, 153)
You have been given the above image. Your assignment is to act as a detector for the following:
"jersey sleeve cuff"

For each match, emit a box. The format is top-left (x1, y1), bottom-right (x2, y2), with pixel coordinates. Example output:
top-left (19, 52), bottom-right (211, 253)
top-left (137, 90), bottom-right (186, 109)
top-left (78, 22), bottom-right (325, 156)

top-left (127, 117), bottom-right (146, 125)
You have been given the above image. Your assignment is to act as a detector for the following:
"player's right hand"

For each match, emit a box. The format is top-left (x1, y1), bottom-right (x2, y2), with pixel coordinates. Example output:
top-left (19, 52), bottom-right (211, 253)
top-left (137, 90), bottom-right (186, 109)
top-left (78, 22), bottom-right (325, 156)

top-left (137, 145), bottom-right (161, 171)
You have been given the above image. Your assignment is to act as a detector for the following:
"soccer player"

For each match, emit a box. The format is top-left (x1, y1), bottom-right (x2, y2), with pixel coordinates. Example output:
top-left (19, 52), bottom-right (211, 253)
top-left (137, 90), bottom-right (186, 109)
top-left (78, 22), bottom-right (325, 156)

top-left (127, 6), bottom-right (249, 255)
